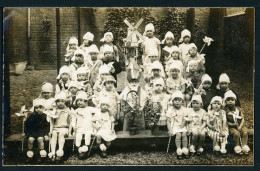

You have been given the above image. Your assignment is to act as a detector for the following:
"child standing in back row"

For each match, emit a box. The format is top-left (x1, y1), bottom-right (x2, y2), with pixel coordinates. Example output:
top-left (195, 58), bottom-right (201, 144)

top-left (179, 29), bottom-right (192, 63)
top-left (161, 31), bottom-right (175, 66)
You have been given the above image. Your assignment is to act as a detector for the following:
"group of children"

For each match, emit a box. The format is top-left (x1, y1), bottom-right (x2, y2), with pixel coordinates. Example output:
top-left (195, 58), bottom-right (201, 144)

top-left (23, 23), bottom-right (250, 163)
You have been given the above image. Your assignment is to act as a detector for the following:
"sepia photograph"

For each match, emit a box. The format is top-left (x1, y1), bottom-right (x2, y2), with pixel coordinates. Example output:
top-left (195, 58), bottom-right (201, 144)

top-left (2, 7), bottom-right (254, 166)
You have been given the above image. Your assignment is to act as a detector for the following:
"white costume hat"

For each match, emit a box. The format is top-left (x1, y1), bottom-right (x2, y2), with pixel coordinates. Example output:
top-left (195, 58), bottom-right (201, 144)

top-left (188, 43), bottom-right (197, 50)
top-left (41, 82), bottom-right (53, 93)
top-left (76, 67), bottom-right (90, 75)
top-left (56, 66), bottom-right (70, 79)
top-left (68, 81), bottom-right (79, 89)
top-left (100, 97), bottom-right (111, 105)
top-left (169, 62), bottom-right (181, 72)
top-left (179, 29), bottom-right (191, 42)
top-left (171, 46), bottom-right (180, 53)
top-left (88, 45), bottom-right (100, 53)
top-left (219, 73), bottom-right (230, 83)
top-left (75, 91), bottom-right (89, 102)
top-left (186, 60), bottom-right (198, 72)
top-left (33, 98), bottom-right (45, 107)
top-left (55, 91), bottom-right (67, 101)
top-left (201, 74), bottom-right (212, 83)
top-left (103, 75), bottom-right (116, 84)
top-left (145, 23), bottom-right (155, 32)
top-left (161, 31), bottom-right (174, 44)
top-left (171, 90), bottom-right (184, 100)
top-left (208, 96), bottom-right (223, 110)
top-left (224, 90), bottom-right (237, 101)
top-left (98, 65), bottom-right (111, 75)
top-left (68, 36), bottom-right (78, 45)
top-left (149, 61), bottom-right (165, 77)
top-left (102, 44), bottom-right (114, 53)
top-left (71, 49), bottom-right (86, 61)
top-left (188, 94), bottom-right (203, 107)
top-left (148, 48), bottom-right (159, 57)
top-left (100, 32), bottom-right (113, 42)
top-left (153, 77), bottom-right (165, 87)
top-left (83, 32), bottom-right (94, 41)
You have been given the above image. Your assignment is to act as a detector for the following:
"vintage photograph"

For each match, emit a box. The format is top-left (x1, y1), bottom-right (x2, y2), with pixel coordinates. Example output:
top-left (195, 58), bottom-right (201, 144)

top-left (3, 7), bottom-right (254, 166)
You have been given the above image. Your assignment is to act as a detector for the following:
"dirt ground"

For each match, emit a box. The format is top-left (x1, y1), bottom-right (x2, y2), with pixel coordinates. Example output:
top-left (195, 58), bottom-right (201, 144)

top-left (5, 69), bottom-right (254, 165)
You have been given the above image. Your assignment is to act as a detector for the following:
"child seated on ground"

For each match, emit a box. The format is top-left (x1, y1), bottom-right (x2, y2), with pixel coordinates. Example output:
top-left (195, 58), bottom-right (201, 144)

top-left (224, 90), bottom-right (250, 155)
top-left (48, 92), bottom-right (73, 162)
top-left (207, 96), bottom-right (228, 158)
top-left (178, 29), bottom-right (192, 63)
top-left (72, 91), bottom-right (97, 160)
top-left (64, 36), bottom-right (79, 65)
top-left (56, 66), bottom-right (71, 95)
top-left (101, 45), bottom-right (122, 85)
top-left (161, 31), bottom-right (175, 66)
top-left (144, 61), bottom-right (165, 93)
top-left (187, 95), bottom-right (207, 156)
top-left (92, 97), bottom-right (117, 158)
top-left (76, 67), bottom-right (93, 98)
top-left (93, 75), bottom-right (120, 121)
top-left (165, 46), bottom-right (184, 77)
top-left (93, 65), bottom-right (111, 96)
top-left (200, 74), bottom-right (216, 111)
top-left (67, 81), bottom-right (79, 110)
top-left (100, 32), bottom-right (120, 62)
top-left (24, 99), bottom-right (50, 163)
top-left (85, 45), bottom-right (103, 87)
top-left (166, 91), bottom-right (189, 159)
top-left (142, 23), bottom-right (161, 65)
top-left (166, 63), bottom-right (185, 95)
top-left (69, 49), bottom-right (87, 81)
top-left (216, 73), bottom-right (241, 107)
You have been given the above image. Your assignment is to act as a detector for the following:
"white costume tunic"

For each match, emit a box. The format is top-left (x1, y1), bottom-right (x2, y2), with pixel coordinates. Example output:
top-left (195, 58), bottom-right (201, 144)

top-left (93, 110), bottom-right (117, 142)
top-left (74, 107), bottom-right (97, 134)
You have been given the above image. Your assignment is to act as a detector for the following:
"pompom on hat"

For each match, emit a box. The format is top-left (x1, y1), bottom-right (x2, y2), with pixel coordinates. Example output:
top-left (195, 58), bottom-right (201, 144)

top-left (83, 32), bottom-right (94, 41)
top-left (100, 32), bottom-right (113, 42)
top-left (71, 49), bottom-right (86, 61)
top-left (88, 44), bottom-right (100, 54)
top-left (145, 23), bottom-right (155, 32)
top-left (41, 82), bottom-right (53, 93)
top-left (56, 66), bottom-right (70, 79)
top-left (179, 29), bottom-right (191, 42)
top-left (161, 31), bottom-right (174, 44)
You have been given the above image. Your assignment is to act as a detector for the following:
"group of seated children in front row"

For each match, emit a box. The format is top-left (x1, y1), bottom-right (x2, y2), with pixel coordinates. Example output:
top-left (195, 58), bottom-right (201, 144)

top-left (23, 24), bottom-right (250, 162)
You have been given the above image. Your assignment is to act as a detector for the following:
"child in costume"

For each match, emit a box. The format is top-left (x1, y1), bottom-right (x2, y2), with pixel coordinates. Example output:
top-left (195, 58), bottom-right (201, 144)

top-left (161, 31), bottom-right (175, 66)
top-left (93, 65), bottom-right (111, 96)
top-left (69, 49), bottom-right (87, 81)
top-left (85, 45), bottom-right (103, 86)
top-left (165, 46), bottom-right (184, 76)
top-left (166, 91), bottom-right (189, 159)
top-left (76, 67), bottom-right (93, 98)
top-left (64, 36), bottom-right (79, 65)
top-left (79, 32), bottom-right (95, 60)
top-left (143, 49), bottom-right (160, 78)
top-left (187, 95), bottom-right (207, 156)
top-left (99, 32), bottom-right (120, 62)
top-left (216, 73), bottom-right (241, 107)
top-left (166, 63), bottom-right (185, 95)
top-left (92, 97), bottom-right (117, 158)
top-left (178, 29), bottom-right (192, 63)
top-left (56, 66), bottom-right (71, 95)
top-left (24, 99), bottom-right (50, 163)
top-left (142, 23), bottom-right (161, 65)
top-left (48, 92), bottom-right (73, 162)
top-left (72, 91), bottom-right (97, 159)
top-left (67, 81), bottom-right (79, 110)
top-left (200, 74), bottom-right (216, 111)
top-left (206, 96), bottom-right (228, 158)
top-left (93, 75), bottom-right (120, 120)
top-left (224, 90), bottom-right (250, 155)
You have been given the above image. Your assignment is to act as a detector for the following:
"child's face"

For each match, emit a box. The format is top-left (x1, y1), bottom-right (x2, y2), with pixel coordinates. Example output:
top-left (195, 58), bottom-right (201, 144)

top-left (83, 39), bottom-right (90, 46)
top-left (75, 54), bottom-right (84, 63)
top-left (69, 43), bottom-right (77, 50)
top-left (104, 52), bottom-right (114, 61)
top-left (105, 35), bottom-right (113, 42)
top-left (189, 47), bottom-right (197, 57)
top-left (60, 73), bottom-right (70, 82)
top-left (69, 87), bottom-right (78, 95)
top-left (189, 63), bottom-right (198, 72)
top-left (183, 36), bottom-right (190, 44)
top-left (154, 84), bottom-right (163, 93)
top-left (77, 73), bottom-right (87, 81)
top-left (105, 81), bottom-right (114, 91)
top-left (149, 56), bottom-right (157, 63)
top-left (165, 38), bottom-right (173, 46)
top-left (146, 30), bottom-right (154, 38)
top-left (170, 69), bottom-right (180, 79)
top-left (219, 82), bottom-right (229, 91)
top-left (173, 98), bottom-right (183, 109)
top-left (89, 52), bottom-right (98, 61)
top-left (56, 99), bottom-right (66, 109)
top-left (191, 100), bottom-right (201, 111)
top-left (76, 98), bottom-right (87, 108)
top-left (100, 103), bottom-right (110, 112)
top-left (152, 69), bottom-right (160, 77)
top-left (171, 52), bottom-right (179, 60)
top-left (225, 97), bottom-right (236, 107)
top-left (34, 105), bottom-right (44, 114)
top-left (42, 92), bottom-right (52, 99)
top-left (212, 101), bottom-right (221, 111)
top-left (202, 81), bottom-right (212, 90)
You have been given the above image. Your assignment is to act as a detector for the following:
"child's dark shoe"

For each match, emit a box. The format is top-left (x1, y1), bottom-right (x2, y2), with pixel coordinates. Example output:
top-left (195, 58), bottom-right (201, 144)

top-left (177, 155), bottom-right (182, 160)
top-left (101, 151), bottom-right (108, 158)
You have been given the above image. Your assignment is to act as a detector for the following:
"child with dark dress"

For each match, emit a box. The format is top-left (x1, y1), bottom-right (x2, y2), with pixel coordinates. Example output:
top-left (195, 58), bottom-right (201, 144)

top-left (161, 31), bottom-right (175, 66)
top-left (200, 74), bottom-right (216, 111)
top-left (56, 66), bottom-right (71, 95)
top-left (24, 99), bottom-right (50, 162)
